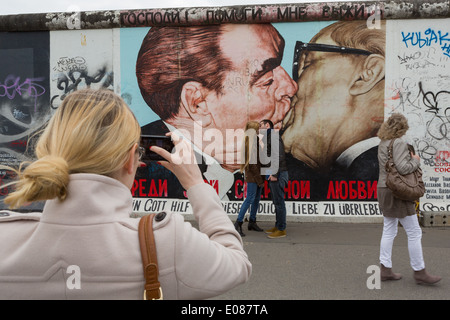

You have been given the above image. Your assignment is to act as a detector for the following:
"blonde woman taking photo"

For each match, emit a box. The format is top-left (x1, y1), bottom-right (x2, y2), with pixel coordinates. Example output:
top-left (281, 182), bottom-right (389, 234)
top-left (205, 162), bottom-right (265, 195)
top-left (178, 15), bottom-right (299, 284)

top-left (234, 121), bottom-right (265, 237)
top-left (0, 89), bottom-right (251, 299)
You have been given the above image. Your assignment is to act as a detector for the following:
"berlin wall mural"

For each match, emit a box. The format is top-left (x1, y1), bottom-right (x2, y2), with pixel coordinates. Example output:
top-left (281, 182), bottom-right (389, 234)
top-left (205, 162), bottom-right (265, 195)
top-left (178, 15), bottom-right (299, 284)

top-left (0, 3), bottom-right (449, 220)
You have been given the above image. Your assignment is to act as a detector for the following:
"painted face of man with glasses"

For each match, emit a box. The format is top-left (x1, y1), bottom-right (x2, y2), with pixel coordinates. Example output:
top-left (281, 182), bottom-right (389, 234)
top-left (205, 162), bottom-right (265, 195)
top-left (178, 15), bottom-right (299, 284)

top-left (282, 21), bottom-right (386, 173)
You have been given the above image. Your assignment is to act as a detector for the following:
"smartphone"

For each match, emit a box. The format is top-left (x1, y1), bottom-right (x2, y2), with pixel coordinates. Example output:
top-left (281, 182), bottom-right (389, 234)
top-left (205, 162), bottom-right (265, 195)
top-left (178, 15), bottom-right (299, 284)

top-left (407, 144), bottom-right (415, 155)
top-left (140, 135), bottom-right (175, 162)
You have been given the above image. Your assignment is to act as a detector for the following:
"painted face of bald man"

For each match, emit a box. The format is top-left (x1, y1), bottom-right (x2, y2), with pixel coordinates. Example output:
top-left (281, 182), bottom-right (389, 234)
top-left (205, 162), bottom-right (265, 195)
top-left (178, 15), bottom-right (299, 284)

top-left (189, 24), bottom-right (298, 165)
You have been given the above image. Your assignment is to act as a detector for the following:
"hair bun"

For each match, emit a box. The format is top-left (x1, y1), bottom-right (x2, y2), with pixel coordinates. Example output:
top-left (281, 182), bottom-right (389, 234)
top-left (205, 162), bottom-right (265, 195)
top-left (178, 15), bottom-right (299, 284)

top-left (21, 155), bottom-right (70, 202)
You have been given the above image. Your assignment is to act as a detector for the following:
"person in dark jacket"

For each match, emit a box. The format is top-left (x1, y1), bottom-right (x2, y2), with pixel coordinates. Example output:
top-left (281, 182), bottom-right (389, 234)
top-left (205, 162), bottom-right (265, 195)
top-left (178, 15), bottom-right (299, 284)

top-left (260, 119), bottom-right (288, 239)
top-left (234, 121), bottom-right (265, 236)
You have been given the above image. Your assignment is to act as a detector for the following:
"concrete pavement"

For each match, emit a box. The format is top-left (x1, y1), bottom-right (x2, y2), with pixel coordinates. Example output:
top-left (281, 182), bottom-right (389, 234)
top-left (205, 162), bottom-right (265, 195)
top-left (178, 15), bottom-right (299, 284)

top-left (209, 220), bottom-right (449, 300)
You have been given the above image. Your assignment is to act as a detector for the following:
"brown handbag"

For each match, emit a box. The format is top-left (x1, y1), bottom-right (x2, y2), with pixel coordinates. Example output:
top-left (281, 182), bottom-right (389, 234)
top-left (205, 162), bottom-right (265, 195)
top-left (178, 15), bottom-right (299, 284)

top-left (385, 139), bottom-right (425, 202)
top-left (138, 214), bottom-right (163, 300)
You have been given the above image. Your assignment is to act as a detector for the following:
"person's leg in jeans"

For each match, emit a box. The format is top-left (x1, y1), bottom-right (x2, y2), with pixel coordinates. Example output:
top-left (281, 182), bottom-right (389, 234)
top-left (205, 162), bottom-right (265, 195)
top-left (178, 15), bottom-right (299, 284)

top-left (248, 185), bottom-right (263, 232)
top-left (237, 182), bottom-right (258, 222)
top-left (268, 171), bottom-right (288, 237)
top-left (275, 171), bottom-right (288, 231)
top-left (234, 182), bottom-right (258, 236)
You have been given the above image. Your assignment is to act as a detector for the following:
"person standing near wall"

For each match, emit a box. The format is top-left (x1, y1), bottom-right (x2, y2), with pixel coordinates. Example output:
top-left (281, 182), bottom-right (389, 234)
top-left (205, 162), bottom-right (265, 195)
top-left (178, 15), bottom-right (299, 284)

top-left (234, 121), bottom-right (265, 237)
top-left (377, 113), bottom-right (441, 285)
top-left (260, 119), bottom-right (288, 239)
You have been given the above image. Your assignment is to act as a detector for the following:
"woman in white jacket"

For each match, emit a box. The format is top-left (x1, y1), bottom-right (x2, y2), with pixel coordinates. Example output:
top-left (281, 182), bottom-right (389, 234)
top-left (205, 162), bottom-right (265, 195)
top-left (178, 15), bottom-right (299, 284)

top-left (0, 89), bottom-right (251, 299)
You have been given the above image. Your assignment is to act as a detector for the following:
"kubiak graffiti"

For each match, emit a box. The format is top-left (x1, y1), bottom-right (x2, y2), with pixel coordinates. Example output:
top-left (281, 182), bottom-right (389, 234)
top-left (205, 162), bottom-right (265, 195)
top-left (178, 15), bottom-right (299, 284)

top-left (0, 2), bottom-right (449, 219)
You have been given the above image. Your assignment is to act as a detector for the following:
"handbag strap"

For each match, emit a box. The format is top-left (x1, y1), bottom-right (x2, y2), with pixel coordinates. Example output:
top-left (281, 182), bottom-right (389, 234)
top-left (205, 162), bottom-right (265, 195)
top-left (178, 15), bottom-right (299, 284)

top-left (138, 214), bottom-right (163, 300)
top-left (387, 138), bottom-right (396, 160)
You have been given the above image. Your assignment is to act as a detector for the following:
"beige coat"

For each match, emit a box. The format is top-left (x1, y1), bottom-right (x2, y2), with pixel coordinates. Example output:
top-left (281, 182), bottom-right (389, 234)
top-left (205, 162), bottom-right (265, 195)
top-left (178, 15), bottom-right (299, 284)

top-left (0, 174), bottom-right (251, 300)
top-left (377, 138), bottom-right (421, 188)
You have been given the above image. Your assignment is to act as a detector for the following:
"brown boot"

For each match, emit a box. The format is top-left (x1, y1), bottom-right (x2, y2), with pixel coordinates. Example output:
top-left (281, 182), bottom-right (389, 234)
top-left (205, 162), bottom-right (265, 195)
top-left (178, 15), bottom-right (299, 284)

top-left (380, 264), bottom-right (402, 281)
top-left (414, 269), bottom-right (441, 285)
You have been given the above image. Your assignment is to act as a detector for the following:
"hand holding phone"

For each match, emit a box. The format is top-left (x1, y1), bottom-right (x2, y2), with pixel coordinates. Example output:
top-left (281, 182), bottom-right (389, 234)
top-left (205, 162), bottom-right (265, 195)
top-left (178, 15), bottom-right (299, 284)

top-left (407, 144), bottom-right (420, 161)
top-left (140, 135), bottom-right (175, 162)
top-left (407, 144), bottom-right (415, 155)
top-left (142, 132), bottom-right (204, 190)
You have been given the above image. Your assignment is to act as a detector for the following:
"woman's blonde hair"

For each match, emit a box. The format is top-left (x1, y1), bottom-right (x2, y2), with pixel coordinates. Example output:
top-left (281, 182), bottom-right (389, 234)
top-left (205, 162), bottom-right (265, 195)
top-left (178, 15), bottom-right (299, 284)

top-left (377, 113), bottom-right (409, 140)
top-left (240, 121), bottom-right (260, 173)
top-left (2, 89), bottom-right (141, 209)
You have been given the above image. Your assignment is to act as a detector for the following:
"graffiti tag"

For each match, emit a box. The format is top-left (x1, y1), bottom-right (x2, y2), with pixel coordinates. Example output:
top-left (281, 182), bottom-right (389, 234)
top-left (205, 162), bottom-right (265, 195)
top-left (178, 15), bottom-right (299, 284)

top-left (401, 28), bottom-right (450, 57)
top-left (0, 75), bottom-right (46, 111)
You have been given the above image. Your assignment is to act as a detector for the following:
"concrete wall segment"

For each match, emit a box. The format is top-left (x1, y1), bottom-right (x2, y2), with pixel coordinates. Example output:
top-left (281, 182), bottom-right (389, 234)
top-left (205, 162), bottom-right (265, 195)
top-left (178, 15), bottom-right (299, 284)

top-left (0, 1), bottom-right (448, 31)
top-left (384, 0), bottom-right (450, 19)
top-left (1, 1), bottom-right (450, 220)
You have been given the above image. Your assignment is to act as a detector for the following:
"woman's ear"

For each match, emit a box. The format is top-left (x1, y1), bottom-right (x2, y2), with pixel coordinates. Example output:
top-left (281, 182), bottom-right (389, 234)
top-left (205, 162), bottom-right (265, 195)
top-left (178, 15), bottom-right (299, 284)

top-left (124, 143), bottom-right (138, 175)
top-left (180, 81), bottom-right (212, 126)
top-left (349, 54), bottom-right (385, 96)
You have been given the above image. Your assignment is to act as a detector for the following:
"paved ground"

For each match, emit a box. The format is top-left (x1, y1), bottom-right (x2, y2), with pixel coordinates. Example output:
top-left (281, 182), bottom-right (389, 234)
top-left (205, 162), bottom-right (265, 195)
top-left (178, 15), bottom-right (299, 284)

top-left (209, 220), bottom-right (449, 300)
